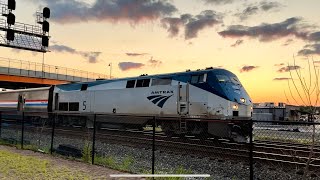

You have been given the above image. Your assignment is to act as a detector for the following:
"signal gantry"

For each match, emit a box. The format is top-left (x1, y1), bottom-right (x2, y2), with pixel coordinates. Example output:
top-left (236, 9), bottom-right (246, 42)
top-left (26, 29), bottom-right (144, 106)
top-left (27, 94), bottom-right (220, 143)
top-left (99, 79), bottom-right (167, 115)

top-left (0, 0), bottom-right (51, 53)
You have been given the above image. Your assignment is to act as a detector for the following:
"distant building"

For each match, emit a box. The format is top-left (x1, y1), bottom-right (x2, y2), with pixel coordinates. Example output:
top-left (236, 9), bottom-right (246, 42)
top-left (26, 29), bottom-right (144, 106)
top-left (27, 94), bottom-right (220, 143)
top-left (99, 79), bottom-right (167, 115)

top-left (253, 102), bottom-right (300, 121)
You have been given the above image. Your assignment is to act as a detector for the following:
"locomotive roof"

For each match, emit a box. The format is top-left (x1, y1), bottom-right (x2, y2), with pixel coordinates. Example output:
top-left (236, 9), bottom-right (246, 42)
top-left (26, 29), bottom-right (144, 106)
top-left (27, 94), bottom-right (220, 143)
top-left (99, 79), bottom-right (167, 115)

top-left (67, 68), bottom-right (231, 86)
top-left (0, 87), bottom-right (50, 94)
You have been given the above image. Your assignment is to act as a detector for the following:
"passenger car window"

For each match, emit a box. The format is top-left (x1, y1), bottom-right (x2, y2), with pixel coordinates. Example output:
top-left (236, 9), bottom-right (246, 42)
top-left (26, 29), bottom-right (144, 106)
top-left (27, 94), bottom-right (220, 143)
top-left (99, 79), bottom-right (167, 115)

top-left (126, 80), bottom-right (136, 88)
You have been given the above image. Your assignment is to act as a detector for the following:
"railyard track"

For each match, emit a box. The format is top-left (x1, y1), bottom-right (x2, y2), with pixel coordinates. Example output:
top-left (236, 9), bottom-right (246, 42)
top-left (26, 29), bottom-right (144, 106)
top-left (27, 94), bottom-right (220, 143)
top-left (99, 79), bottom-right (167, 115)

top-left (2, 124), bottom-right (320, 170)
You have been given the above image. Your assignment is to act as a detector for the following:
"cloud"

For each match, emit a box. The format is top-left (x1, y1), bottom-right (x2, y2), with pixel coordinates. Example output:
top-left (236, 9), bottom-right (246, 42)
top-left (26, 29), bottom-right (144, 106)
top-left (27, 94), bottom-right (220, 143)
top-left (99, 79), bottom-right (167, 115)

top-left (277, 65), bottom-right (301, 73)
top-left (298, 43), bottom-right (320, 56)
top-left (219, 17), bottom-right (309, 42)
top-left (240, 65), bottom-right (259, 73)
top-left (50, 44), bottom-right (101, 63)
top-left (274, 63), bottom-right (285, 67)
top-left (236, 6), bottom-right (259, 21)
top-left (260, 1), bottom-right (283, 11)
top-left (308, 31), bottom-right (320, 42)
top-left (231, 39), bottom-right (244, 47)
top-left (283, 39), bottom-right (294, 46)
top-left (161, 10), bottom-right (223, 39)
top-left (202, 0), bottom-right (235, 5)
top-left (36, 0), bottom-right (177, 24)
top-left (126, 53), bottom-right (148, 56)
top-left (148, 57), bottom-right (162, 67)
top-left (118, 62), bottom-right (145, 71)
top-left (235, 1), bottom-right (283, 21)
top-left (161, 17), bottom-right (186, 37)
top-left (273, 77), bottom-right (291, 81)
top-left (50, 44), bottom-right (76, 53)
top-left (297, 31), bottom-right (320, 56)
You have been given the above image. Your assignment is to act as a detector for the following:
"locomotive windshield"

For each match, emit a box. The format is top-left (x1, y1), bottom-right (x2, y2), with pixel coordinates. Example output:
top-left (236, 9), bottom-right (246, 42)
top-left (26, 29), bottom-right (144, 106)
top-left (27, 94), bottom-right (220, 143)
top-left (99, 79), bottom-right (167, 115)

top-left (216, 75), bottom-right (242, 86)
top-left (205, 70), bottom-right (252, 105)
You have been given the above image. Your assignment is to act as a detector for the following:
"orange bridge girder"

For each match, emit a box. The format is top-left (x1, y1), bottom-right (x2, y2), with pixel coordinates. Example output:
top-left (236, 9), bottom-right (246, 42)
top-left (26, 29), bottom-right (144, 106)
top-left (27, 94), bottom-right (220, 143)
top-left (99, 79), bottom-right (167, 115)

top-left (0, 74), bottom-right (69, 85)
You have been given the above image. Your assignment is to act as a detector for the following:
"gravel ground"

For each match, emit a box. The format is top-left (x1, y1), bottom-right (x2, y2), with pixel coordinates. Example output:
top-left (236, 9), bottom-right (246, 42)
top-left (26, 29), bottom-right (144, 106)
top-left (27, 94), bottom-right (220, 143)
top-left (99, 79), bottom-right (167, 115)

top-left (1, 127), bottom-right (320, 180)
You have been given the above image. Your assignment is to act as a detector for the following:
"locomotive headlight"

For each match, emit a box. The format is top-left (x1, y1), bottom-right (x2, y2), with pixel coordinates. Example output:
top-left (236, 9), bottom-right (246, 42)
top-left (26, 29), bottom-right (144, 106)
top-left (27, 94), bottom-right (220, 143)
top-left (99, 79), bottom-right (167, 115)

top-left (232, 104), bottom-right (238, 110)
top-left (240, 98), bottom-right (246, 103)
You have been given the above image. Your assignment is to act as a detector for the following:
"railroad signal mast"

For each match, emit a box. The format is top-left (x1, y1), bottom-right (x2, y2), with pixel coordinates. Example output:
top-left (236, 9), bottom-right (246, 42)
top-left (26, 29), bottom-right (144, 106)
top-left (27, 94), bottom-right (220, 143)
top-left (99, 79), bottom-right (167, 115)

top-left (36, 7), bottom-right (50, 47)
top-left (0, 0), bottom-right (51, 53)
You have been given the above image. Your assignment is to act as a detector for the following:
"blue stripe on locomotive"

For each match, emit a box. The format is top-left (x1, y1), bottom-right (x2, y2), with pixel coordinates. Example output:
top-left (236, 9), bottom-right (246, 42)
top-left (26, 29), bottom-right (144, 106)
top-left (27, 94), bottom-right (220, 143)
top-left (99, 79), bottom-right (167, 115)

top-left (56, 69), bottom-right (251, 105)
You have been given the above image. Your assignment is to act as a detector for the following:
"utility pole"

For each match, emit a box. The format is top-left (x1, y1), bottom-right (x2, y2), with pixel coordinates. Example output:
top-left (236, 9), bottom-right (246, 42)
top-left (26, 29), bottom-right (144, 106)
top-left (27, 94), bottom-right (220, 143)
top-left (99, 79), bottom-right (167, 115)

top-left (42, 53), bottom-right (45, 78)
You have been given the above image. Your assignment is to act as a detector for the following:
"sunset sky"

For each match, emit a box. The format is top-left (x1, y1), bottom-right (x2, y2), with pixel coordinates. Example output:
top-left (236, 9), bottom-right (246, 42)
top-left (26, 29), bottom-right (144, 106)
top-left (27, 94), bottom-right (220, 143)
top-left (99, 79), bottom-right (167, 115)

top-left (0, 0), bottom-right (319, 106)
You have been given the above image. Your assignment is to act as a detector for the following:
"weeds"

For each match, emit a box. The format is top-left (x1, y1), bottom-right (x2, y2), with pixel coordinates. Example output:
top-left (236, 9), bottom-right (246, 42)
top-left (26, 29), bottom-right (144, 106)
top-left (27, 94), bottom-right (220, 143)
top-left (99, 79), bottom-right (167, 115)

top-left (82, 141), bottom-right (92, 163)
top-left (0, 149), bottom-right (91, 179)
top-left (255, 135), bottom-right (319, 145)
top-left (95, 155), bottom-right (134, 172)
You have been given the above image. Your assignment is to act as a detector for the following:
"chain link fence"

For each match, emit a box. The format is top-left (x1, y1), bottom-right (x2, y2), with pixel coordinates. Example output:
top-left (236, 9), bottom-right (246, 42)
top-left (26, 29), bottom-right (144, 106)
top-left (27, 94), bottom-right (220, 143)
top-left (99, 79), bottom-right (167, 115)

top-left (0, 111), bottom-right (320, 179)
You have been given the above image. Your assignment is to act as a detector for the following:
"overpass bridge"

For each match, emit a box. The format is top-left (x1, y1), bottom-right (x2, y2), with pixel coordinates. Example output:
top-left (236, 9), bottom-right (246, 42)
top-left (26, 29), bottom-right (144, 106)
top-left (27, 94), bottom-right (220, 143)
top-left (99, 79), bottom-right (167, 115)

top-left (0, 58), bottom-right (108, 89)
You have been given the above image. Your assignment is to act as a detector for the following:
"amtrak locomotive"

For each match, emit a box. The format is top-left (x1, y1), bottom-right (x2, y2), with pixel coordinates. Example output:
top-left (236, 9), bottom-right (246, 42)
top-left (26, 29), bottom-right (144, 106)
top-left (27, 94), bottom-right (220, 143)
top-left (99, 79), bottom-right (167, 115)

top-left (0, 68), bottom-right (253, 142)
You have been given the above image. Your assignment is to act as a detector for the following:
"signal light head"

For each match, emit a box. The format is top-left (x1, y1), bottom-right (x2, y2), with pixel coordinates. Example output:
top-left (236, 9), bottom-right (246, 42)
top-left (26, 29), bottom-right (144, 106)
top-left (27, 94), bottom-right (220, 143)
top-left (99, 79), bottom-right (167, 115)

top-left (8, 0), bottom-right (16, 10)
top-left (43, 7), bottom-right (50, 19)
top-left (42, 20), bottom-right (50, 32)
top-left (7, 12), bottom-right (15, 25)
top-left (6, 29), bottom-right (14, 41)
top-left (42, 36), bottom-right (49, 47)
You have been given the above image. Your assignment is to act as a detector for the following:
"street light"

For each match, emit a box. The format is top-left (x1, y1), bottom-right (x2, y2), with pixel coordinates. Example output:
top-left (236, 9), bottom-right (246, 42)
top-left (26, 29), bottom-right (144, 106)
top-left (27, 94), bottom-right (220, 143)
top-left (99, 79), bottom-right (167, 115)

top-left (55, 66), bottom-right (58, 79)
top-left (108, 63), bottom-right (112, 79)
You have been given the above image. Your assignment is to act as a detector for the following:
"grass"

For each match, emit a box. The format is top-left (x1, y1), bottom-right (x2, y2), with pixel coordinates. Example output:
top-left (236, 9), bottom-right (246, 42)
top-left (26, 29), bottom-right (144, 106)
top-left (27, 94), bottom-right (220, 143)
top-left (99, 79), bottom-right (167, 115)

top-left (143, 125), bottom-right (163, 132)
top-left (82, 141), bottom-right (92, 163)
top-left (0, 138), bottom-right (51, 154)
top-left (142, 166), bottom-right (193, 180)
top-left (0, 149), bottom-right (91, 179)
top-left (254, 135), bottom-right (320, 145)
top-left (95, 155), bottom-right (134, 172)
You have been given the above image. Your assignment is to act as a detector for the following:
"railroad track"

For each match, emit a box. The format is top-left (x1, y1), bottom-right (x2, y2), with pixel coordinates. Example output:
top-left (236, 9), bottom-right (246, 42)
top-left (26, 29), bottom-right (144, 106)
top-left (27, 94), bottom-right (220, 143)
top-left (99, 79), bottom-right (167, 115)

top-left (2, 125), bottom-right (320, 170)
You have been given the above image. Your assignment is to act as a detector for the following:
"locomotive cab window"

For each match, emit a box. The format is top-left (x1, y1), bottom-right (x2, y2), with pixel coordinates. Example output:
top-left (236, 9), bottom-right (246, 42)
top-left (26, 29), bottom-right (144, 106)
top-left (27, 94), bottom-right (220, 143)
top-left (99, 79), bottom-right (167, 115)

top-left (126, 80), bottom-right (136, 88)
top-left (216, 75), bottom-right (230, 83)
top-left (136, 79), bottom-right (150, 88)
top-left (231, 76), bottom-right (241, 86)
top-left (151, 78), bottom-right (172, 86)
top-left (81, 84), bottom-right (88, 91)
top-left (191, 74), bottom-right (206, 84)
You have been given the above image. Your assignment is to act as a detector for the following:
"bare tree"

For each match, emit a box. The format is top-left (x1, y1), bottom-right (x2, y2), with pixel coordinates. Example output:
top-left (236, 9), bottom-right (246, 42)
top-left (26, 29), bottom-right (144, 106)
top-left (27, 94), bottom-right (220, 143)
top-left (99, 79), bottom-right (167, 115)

top-left (286, 56), bottom-right (319, 179)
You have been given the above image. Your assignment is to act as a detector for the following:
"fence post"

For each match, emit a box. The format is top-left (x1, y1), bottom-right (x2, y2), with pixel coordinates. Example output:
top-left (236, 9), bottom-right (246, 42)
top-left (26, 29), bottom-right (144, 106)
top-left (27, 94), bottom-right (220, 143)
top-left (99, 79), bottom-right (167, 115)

top-left (50, 113), bottom-right (56, 154)
top-left (249, 120), bottom-right (254, 180)
top-left (152, 116), bottom-right (156, 175)
top-left (21, 112), bottom-right (25, 149)
top-left (92, 114), bottom-right (97, 164)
